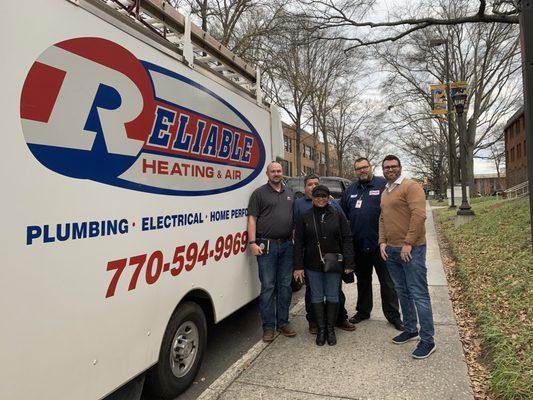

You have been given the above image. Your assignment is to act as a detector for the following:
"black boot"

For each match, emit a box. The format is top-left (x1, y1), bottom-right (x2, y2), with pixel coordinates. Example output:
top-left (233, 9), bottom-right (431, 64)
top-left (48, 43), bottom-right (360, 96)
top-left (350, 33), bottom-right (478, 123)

top-left (326, 302), bottom-right (339, 346)
top-left (311, 302), bottom-right (326, 346)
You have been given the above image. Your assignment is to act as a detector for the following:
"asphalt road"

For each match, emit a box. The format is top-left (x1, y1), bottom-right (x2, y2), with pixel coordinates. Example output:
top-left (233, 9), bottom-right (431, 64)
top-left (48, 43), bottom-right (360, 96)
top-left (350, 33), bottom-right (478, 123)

top-left (140, 289), bottom-right (304, 400)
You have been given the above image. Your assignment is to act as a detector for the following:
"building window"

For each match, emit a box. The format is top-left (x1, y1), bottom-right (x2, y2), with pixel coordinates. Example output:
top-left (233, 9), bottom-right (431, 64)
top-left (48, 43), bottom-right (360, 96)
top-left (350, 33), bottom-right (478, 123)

top-left (303, 145), bottom-right (312, 159)
top-left (517, 143), bottom-right (521, 159)
top-left (511, 147), bottom-right (515, 162)
top-left (284, 161), bottom-right (292, 176)
top-left (524, 140), bottom-right (527, 157)
top-left (284, 135), bottom-right (292, 153)
top-left (320, 152), bottom-right (326, 164)
top-left (304, 166), bottom-right (315, 175)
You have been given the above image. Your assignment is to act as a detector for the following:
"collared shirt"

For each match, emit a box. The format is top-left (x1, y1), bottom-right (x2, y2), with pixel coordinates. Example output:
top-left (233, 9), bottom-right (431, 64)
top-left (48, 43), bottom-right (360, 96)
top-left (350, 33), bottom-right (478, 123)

top-left (247, 182), bottom-right (294, 239)
top-left (340, 176), bottom-right (386, 252)
top-left (293, 195), bottom-right (345, 225)
top-left (385, 175), bottom-right (405, 192)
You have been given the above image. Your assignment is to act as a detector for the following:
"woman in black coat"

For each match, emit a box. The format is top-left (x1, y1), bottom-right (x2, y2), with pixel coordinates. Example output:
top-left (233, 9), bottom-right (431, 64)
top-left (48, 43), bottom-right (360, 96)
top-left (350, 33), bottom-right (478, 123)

top-left (293, 185), bottom-right (355, 346)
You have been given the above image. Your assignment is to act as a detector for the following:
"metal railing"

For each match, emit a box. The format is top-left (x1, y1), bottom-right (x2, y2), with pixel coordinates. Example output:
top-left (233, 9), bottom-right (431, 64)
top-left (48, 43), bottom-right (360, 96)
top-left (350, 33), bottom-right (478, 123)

top-left (504, 181), bottom-right (529, 199)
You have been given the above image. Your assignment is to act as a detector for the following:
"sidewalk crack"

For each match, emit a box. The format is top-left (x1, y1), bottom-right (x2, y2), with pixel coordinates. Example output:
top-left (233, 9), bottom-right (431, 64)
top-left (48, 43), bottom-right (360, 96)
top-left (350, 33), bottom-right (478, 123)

top-left (235, 380), bottom-right (365, 399)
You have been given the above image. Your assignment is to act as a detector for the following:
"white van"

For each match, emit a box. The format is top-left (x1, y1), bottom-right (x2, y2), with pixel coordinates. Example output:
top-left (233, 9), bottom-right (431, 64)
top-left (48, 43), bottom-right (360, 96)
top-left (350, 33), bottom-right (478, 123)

top-left (1, 1), bottom-right (283, 399)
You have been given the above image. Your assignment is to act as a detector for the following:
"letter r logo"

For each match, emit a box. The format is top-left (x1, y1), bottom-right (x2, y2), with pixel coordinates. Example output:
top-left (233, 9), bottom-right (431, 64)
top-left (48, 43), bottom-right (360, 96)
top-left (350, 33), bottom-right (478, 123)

top-left (20, 38), bottom-right (156, 180)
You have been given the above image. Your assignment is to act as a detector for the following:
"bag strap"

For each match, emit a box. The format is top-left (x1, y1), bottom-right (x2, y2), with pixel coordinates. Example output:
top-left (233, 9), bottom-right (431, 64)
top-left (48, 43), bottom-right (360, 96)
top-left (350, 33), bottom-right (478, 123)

top-left (312, 211), bottom-right (325, 264)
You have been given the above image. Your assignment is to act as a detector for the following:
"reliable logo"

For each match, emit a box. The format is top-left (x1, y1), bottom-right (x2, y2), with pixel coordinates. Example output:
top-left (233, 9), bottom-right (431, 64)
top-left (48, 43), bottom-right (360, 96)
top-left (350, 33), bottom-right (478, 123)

top-left (20, 37), bottom-right (265, 195)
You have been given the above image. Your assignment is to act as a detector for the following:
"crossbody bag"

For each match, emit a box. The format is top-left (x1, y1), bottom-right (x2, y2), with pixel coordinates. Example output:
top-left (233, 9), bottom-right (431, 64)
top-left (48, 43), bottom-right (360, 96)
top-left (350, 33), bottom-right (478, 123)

top-left (312, 210), bottom-right (344, 274)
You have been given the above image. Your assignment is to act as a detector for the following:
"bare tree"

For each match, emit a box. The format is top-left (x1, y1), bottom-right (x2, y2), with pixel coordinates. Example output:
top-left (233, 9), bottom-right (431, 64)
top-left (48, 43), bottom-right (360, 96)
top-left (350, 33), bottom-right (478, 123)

top-left (371, 1), bottom-right (521, 191)
top-left (298, 0), bottom-right (519, 49)
top-left (326, 84), bottom-right (372, 176)
top-left (263, 18), bottom-right (316, 175)
top-left (307, 34), bottom-right (360, 175)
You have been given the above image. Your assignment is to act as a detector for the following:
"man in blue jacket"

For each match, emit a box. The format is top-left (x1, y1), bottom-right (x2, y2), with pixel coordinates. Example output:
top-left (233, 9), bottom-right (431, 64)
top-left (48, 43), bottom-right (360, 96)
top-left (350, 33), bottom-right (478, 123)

top-left (340, 158), bottom-right (403, 330)
top-left (294, 173), bottom-right (356, 334)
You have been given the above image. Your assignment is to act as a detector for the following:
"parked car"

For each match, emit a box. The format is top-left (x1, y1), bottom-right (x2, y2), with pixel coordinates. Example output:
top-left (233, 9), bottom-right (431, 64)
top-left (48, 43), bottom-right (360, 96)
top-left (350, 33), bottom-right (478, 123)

top-left (285, 176), bottom-right (352, 199)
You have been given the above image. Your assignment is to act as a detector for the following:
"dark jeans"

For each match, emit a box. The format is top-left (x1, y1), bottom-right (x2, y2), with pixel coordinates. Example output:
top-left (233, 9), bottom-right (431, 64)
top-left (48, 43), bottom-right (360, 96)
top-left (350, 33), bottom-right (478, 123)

top-left (386, 245), bottom-right (435, 344)
top-left (354, 249), bottom-right (400, 322)
top-left (256, 241), bottom-right (293, 331)
top-left (305, 271), bottom-right (348, 324)
top-left (305, 269), bottom-right (341, 303)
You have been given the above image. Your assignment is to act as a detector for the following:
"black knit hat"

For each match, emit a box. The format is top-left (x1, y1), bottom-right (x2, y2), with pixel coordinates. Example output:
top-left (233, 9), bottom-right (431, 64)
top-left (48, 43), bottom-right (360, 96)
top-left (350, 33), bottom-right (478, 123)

top-left (312, 185), bottom-right (330, 197)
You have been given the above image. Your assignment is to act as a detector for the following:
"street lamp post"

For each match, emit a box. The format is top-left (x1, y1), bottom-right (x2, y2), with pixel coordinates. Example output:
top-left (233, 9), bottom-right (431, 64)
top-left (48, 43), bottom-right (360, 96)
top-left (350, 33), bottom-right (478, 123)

top-left (429, 38), bottom-right (456, 209)
top-left (451, 92), bottom-right (475, 216)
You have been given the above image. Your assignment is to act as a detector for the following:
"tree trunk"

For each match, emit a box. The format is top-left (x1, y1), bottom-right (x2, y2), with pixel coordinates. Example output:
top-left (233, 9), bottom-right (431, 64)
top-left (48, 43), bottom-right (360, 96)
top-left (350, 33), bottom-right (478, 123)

top-left (465, 118), bottom-right (477, 192)
top-left (337, 149), bottom-right (343, 177)
top-left (320, 115), bottom-right (330, 176)
top-left (295, 119), bottom-right (302, 176)
top-left (312, 117), bottom-right (319, 172)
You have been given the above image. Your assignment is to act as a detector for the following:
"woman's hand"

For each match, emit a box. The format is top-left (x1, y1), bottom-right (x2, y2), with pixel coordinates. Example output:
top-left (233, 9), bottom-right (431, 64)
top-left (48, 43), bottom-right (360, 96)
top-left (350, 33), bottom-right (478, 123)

top-left (293, 269), bottom-right (305, 283)
top-left (344, 269), bottom-right (353, 274)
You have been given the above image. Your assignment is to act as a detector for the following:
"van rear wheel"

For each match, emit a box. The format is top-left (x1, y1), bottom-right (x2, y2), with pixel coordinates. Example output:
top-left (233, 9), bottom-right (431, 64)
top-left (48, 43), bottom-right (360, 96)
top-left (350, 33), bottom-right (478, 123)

top-left (146, 302), bottom-right (207, 399)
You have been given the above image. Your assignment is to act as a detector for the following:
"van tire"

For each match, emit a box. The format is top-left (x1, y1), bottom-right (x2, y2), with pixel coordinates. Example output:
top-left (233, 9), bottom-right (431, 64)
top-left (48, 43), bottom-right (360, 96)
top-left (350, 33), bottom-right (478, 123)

top-left (145, 301), bottom-right (207, 399)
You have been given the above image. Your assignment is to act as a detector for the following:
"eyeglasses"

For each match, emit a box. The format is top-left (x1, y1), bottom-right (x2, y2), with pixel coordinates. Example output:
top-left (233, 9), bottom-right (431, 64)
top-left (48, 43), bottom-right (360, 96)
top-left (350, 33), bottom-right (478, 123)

top-left (383, 165), bottom-right (400, 170)
top-left (355, 165), bottom-right (370, 172)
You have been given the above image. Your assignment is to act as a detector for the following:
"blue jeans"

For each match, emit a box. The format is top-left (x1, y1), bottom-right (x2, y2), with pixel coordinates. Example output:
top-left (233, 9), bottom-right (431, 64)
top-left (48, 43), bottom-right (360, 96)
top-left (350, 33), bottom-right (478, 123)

top-left (386, 245), bottom-right (435, 344)
top-left (256, 241), bottom-right (293, 331)
top-left (305, 269), bottom-right (341, 303)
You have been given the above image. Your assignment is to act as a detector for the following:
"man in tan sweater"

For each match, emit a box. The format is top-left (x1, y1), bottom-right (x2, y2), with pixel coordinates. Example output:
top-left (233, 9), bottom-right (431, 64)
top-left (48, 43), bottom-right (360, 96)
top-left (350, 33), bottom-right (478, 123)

top-left (379, 155), bottom-right (436, 359)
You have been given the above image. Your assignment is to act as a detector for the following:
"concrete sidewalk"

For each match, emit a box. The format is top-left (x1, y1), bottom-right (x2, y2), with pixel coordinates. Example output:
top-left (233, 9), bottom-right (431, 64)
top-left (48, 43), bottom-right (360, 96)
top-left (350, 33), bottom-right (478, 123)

top-left (198, 203), bottom-right (473, 400)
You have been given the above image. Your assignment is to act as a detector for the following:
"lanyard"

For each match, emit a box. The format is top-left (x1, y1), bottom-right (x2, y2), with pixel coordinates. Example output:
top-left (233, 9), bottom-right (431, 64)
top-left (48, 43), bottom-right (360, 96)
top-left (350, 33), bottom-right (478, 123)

top-left (356, 183), bottom-right (369, 204)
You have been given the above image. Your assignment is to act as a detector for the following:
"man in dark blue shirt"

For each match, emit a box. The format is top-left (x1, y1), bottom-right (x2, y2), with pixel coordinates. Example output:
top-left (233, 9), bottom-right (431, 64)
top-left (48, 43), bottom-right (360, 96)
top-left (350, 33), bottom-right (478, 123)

top-left (340, 157), bottom-right (402, 330)
top-left (293, 174), bottom-right (356, 334)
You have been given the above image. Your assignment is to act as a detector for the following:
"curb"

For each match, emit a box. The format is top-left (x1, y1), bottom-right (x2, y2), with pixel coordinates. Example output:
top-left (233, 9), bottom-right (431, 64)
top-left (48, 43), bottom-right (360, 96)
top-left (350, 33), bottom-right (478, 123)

top-left (196, 297), bottom-right (306, 400)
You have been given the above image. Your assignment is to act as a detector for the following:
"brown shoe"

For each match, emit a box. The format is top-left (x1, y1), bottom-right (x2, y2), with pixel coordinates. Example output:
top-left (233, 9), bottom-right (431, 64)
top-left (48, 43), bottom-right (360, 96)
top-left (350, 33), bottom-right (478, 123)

top-left (262, 330), bottom-right (275, 342)
top-left (309, 322), bottom-right (318, 335)
top-left (336, 320), bottom-right (356, 331)
top-left (277, 324), bottom-right (297, 337)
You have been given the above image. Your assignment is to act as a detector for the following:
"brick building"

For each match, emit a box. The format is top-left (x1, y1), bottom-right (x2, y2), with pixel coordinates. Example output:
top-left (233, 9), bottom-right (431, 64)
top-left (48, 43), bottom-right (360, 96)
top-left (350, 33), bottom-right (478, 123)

top-left (504, 107), bottom-right (528, 188)
top-left (473, 173), bottom-right (506, 196)
top-left (281, 123), bottom-right (339, 177)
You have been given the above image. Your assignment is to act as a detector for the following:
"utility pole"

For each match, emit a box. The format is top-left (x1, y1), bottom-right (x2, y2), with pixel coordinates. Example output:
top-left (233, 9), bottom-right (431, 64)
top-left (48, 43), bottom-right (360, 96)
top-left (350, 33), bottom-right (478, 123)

top-left (429, 38), bottom-right (456, 208)
top-left (444, 40), bottom-right (456, 209)
top-left (519, 0), bottom-right (533, 249)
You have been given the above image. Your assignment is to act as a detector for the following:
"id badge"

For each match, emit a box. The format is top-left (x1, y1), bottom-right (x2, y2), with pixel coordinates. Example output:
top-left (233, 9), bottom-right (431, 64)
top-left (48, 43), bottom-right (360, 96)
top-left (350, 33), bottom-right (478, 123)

top-left (355, 199), bottom-right (363, 208)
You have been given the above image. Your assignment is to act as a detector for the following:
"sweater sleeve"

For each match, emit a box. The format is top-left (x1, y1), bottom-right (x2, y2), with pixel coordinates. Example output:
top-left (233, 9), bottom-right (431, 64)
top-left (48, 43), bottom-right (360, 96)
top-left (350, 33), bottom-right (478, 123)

top-left (339, 212), bottom-right (355, 269)
top-left (293, 213), bottom-right (305, 270)
top-left (378, 211), bottom-right (386, 245)
top-left (404, 182), bottom-right (426, 245)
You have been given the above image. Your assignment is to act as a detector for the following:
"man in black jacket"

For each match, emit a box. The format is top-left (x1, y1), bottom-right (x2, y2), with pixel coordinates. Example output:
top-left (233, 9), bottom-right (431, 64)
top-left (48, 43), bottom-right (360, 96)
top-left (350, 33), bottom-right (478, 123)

top-left (340, 157), bottom-right (402, 331)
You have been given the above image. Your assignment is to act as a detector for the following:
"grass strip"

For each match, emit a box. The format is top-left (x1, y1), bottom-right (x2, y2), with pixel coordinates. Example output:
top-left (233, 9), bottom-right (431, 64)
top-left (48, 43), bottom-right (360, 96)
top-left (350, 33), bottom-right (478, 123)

top-left (434, 197), bottom-right (533, 400)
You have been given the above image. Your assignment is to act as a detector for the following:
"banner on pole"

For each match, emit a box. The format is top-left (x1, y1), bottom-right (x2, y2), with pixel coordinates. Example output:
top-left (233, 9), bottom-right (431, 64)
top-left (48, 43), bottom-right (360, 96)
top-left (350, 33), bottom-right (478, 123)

top-left (430, 83), bottom-right (447, 115)
top-left (450, 81), bottom-right (468, 112)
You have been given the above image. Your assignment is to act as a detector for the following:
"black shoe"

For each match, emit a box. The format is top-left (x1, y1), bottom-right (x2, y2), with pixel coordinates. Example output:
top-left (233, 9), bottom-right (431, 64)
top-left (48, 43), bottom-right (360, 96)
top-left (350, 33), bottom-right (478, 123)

top-left (316, 329), bottom-right (326, 346)
top-left (390, 319), bottom-right (404, 331)
top-left (349, 314), bottom-right (369, 324)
